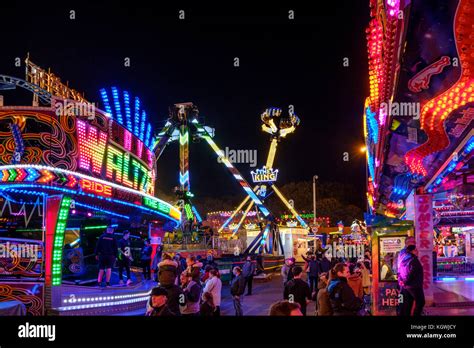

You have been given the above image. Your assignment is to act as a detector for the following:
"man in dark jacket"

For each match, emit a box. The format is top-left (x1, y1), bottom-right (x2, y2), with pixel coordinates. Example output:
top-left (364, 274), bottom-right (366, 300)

top-left (95, 227), bottom-right (118, 287)
top-left (147, 287), bottom-right (175, 316)
top-left (242, 256), bottom-right (256, 296)
top-left (302, 254), bottom-right (320, 294)
top-left (117, 231), bottom-right (132, 286)
top-left (230, 266), bottom-right (246, 316)
top-left (140, 239), bottom-right (152, 280)
top-left (283, 266), bottom-right (312, 316)
top-left (319, 255), bottom-right (331, 274)
top-left (398, 244), bottom-right (425, 316)
top-left (327, 263), bottom-right (363, 316)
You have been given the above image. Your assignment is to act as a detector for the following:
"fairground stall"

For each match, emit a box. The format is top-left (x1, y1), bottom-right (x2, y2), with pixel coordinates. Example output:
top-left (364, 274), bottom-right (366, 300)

top-left (363, 0), bottom-right (474, 311)
top-left (0, 58), bottom-right (180, 315)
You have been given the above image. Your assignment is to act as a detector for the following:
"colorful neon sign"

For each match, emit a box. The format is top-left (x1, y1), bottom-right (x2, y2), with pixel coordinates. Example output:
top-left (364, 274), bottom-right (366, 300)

top-left (77, 119), bottom-right (155, 195)
top-left (251, 166), bottom-right (278, 183)
top-left (79, 178), bottom-right (112, 197)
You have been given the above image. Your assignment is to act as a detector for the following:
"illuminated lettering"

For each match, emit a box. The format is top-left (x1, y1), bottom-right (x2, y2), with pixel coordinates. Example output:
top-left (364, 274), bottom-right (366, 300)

top-left (77, 120), bottom-right (107, 174)
top-left (80, 178), bottom-right (112, 197)
top-left (250, 166), bottom-right (279, 183)
top-left (122, 153), bottom-right (134, 188)
top-left (106, 145), bottom-right (123, 183)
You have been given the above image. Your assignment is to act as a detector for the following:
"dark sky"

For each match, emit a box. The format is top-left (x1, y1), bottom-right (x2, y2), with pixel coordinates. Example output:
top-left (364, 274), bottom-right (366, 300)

top-left (0, 1), bottom-right (370, 209)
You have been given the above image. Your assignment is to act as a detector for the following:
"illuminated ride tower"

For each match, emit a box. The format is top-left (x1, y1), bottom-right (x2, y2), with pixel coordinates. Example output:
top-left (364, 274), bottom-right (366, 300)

top-left (220, 107), bottom-right (309, 255)
top-left (152, 103), bottom-right (273, 243)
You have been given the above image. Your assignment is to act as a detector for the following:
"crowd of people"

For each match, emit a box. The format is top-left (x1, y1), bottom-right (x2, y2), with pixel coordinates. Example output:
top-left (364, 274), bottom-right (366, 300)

top-left (276, 253), bottom-right (371, 316)
top-left (95, 227), bottom-right (425, 317)
top-left (272, 238), bottom-right (426, 316)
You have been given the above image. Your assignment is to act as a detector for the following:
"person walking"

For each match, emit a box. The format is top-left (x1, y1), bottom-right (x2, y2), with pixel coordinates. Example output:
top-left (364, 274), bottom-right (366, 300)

top-left (95, 226), bottom-right (118, 287)
top-left (140, 239), bottom-right (152, 281)
top-left (327, 263), bottom-right (363, 316)
top-left (117, 231), bottom-right (133, 286)
top-left (242, 256), bottom-right (256, 296)
top-left (230, 266), bottom-right (246, 316)
top-left (398, 244), bottom-right (425, 316)
top-left (146, 287), bottom-right (175, 316)
top-left (202, 268), bottom-right (222, 316)
top-left (283, 266), bottom-right (312, 316)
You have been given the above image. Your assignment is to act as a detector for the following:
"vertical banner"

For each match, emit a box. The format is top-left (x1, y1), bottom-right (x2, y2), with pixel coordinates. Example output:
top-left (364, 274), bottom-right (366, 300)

top-left (414, 194), bottom-right (434, 305)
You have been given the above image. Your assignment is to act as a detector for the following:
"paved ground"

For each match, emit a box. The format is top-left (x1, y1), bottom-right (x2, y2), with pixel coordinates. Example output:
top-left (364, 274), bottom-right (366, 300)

top-left (220, 273), bottom-right (316, 316)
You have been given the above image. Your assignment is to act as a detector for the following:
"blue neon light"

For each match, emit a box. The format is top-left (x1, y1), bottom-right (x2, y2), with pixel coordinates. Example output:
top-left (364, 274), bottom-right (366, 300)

top-left (179, 171), bottom-right (189, 186)
top-left (111, 87), bottom-right (123, 125)
top-left (191, 206), bottom-right (203, 223)
top-left (440, 277), bottom-right (456, 282)
top-left (134, 96), bottom-right (141, 138)
top-left (99, 88), bottom-right (113, 115)
top-left (145, 122), bottom-right (152, 147)
top-left (140, 110), bottom-right (147, 141)
top-left (366, 107), bottom-right (379, 145)
top-left (123, 91), bottom-right (132, 131)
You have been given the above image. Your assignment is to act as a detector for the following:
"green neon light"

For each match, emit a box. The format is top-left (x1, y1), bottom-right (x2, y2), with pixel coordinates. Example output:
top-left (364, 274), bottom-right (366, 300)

top-left (184, 204), bottom-right (193, 219)
top-left (84, 225), bottom-right (108, 230)
top-left (16, 228), bottom-right (43, 232)
top-left (52, 196), bottom-right (72, 286)
top-left (8, 169), bottom-right (17, 182)
top-left (143, 196), bottom-right (171, 214)
top-left (179, 131), bottom-right (189, 145)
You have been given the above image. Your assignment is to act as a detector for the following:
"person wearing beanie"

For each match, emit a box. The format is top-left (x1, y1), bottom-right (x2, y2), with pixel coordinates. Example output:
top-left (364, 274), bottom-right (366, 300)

top-left (147, 287), bottom-right (175, 316)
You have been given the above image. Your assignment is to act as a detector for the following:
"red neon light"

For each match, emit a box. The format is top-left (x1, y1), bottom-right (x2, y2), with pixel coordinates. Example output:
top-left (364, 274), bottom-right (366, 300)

top-left (45, 196), bottom-right (62, 287)
top-left (405, 1), bottom-right (474, 176)
top-left (79, 178), bottom-right (112, 197)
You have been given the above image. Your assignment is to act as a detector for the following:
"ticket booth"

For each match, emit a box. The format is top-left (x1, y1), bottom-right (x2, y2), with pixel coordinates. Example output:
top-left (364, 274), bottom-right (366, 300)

top-left (370, 219), bottom-right (414, 316)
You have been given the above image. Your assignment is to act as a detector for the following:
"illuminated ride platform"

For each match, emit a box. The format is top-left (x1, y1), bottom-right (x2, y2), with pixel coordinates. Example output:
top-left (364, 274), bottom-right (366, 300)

top-left (0, 58), bottom-right (180, 315)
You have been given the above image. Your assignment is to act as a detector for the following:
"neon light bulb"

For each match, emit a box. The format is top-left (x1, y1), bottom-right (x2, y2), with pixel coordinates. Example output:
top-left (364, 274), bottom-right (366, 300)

top-left (145, 123), bottom-right (152, 148)
top-left (134, 97), bottom-right (141, 137)
top-left (135, 139), bottom-right (143, 158)
top-left (99, 88), bottom-right (113, 115)
top-left (123, 91), bottom-right (132, 131)
top-left (140, 110), bottom-right (147, 141)
top-left (77, 120), bottom-right (107, 174)
top-left (121, 153), bottom-right (134, 188)
top-left (124, 129), bottom-right (132, 151)
top-left (105, 145), bottom-right (123, 183)
top-left (111, 87), bottom-right (123, 125)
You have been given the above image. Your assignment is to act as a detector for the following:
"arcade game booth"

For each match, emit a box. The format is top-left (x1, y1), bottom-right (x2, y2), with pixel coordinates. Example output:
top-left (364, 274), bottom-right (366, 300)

top-left (0, 58), bottom-right (180, 315)
top-left (362, 0), bottom-right (474, 313)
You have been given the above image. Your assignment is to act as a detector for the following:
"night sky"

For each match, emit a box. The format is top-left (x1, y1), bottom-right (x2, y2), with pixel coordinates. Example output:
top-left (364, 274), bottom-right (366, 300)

top-left (0, 1), bottom-right (370, 209)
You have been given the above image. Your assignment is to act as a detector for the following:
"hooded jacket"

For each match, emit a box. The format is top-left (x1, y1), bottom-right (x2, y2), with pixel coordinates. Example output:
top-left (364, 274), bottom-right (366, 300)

top-left (327, 277), bottom-right (363, 316)
top-left (398, 251), bottom-right (423, 288)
